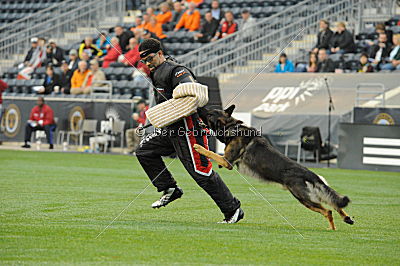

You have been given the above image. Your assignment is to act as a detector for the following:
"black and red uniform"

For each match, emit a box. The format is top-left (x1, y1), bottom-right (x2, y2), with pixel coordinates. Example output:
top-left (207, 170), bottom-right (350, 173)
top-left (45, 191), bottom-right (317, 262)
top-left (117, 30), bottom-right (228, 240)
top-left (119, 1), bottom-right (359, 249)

top-left (136, 60), bottom-right (241, 216)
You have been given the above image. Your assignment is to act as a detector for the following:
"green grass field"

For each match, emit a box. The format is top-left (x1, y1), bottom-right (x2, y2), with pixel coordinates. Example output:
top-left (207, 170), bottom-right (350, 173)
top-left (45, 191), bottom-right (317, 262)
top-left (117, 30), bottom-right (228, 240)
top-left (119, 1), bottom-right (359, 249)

top-left (0, 149), bottom-right (399, 265)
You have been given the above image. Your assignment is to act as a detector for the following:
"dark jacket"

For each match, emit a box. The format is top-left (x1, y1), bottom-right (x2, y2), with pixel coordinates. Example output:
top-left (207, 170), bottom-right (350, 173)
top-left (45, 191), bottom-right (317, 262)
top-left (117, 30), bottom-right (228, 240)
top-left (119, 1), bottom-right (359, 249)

top-left (67, 59), bottom-right (79, 72)
top-left (60, 69), bottom-right (73, 91)
top-left (52, 47), bottom-right (65, 66)
top-left (317, 58), bottom-right (335, 72)
top-left (392, 46), bottom-right (400, 60)
top-left (331, 30), bottom-right (356, 53)
top-left (150, 60), bottom-right (195, 104)
top-left (171, 10), bottom-right (184, 26)
top-left (369, 43), bottom-right (392, 62)
top-left (315, 28), bottom-right (333, 50)
top-left (24, 47), bottom-right (36, 63)
top-left (40, 73), bottom-right (61, 94)
top-left (117, 31), bottom-right (134, 53)
top-left (198, 18), bottom-right (219, 43)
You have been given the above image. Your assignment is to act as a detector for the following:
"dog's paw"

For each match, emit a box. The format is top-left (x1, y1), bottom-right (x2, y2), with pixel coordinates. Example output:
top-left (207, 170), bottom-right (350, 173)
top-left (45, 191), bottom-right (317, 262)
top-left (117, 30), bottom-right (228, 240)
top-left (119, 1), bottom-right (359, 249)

top-left (344, 216), bottom-right (354, 225)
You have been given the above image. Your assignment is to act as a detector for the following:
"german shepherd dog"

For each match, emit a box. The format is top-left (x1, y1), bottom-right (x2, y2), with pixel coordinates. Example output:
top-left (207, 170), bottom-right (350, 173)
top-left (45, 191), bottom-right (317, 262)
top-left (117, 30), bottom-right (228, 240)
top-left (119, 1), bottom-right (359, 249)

top-left (194, 105), bottom-right (354, 230)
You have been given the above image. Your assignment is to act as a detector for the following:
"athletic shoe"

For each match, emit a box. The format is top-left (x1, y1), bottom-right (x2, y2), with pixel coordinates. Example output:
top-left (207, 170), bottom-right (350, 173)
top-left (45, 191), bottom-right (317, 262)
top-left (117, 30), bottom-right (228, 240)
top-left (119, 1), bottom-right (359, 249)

top-left (49, 144), bottom-right (54, 149)
top-left (151, 187), bottom-right (183, 208)
top-left (219, 208), bottom-right (244, 224)
top-left (21, 144), bottom-right (31, 148)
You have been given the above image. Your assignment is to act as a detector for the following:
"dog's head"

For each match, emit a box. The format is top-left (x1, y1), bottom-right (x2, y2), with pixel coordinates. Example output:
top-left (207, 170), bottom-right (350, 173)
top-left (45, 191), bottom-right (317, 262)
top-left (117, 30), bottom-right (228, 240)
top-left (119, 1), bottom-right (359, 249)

top-left (198, 105), bottom-right (242, 142)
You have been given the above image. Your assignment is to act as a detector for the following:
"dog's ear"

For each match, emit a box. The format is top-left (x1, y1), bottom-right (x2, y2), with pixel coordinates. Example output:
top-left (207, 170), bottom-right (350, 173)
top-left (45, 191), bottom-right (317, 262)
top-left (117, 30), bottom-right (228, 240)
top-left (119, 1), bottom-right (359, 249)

top-left (224, 104), bottom-right (235, 117)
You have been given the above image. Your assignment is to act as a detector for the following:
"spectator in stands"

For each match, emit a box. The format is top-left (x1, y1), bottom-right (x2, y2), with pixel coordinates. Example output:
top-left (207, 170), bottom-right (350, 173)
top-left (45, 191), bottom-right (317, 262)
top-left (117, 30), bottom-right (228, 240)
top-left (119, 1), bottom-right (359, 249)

top-left (358, 53), bottom-right (374, 73)
top-left (60, 60), bottom-right (73, 94)
top-left (114, 25), bottom-right (134, 53)
top-left (133, 28), bottom-right (144, 43)
top-left (142, 14), bottom-right (151, 30)
top-left (211, 11), bottom-right (238, 41)
top-left (43, 45), bottom-right (55, 66)
top-left (186, 0), bottom-right (204, 6)
top-left (194, 11), bottom-right (219, 43)
top-left (131, 16), bottom-right (144, 31)
top-left (369, 33), bottom-right (391, 70)
top-left (34, 65), bottom-right (61, 94)
top-left (125, 99), bottom-right (149, 154)
top-left (20, 37), bottom-right (39, 69)
top-left (380, 34), bottom-right (400, 71)
top-left (111, 37), bottom-right (140, 67)
top-left (210, 0), bottom-right (224, 22)
top-left (312, 20), bottom-right (333, 54)
top-left (156, 2), bottom-right (172, 25)
top-left (101, 37), bottom-right (122, 68)
top-left (274, 53), bottom-right (294, 73)
top-left (80, 51), bottom-right (90, 63)
top-left (240, 10), bottom-right (256, 31)
top-left (174, 2), bottom-right (201, 32)
top-left (78, 37), bottom-right (103, 60)
top-left (81, 60), bottom-right (106, 92)
top-left (95, 32), bottom-right (111, 56)
top-left (146, 7), bottom-right (156, 18)
top-left (21, 96), bottom-right (56, 150)
top-left (147, 17), bottom-right (168, 39)
top-left (330, 22), bottom-right (356, 54)
top-left (367, 23), bottom-right (394, 47)
top-left (48, 39), bottom-right (65, 66)
top-left (317, 48), bottom-right (335, 72)
top-left (67, 49), bottom-right (79, 72)
top-left (307, 52), bottom-right (318, 72)
top-left (163, 1), bottom-right (185, 31)
top-left (17, 38), bottom-right (47, 80)
top-left (70, 61), bottom-right (90, 94)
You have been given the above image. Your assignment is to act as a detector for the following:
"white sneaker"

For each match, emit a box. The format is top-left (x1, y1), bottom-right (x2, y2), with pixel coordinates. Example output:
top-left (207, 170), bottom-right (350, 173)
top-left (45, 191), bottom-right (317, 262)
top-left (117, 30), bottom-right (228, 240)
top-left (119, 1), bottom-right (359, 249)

top-left (218, 208), bottom-right (244, 224)
top-left (151, 187), bottom-right (183, 208)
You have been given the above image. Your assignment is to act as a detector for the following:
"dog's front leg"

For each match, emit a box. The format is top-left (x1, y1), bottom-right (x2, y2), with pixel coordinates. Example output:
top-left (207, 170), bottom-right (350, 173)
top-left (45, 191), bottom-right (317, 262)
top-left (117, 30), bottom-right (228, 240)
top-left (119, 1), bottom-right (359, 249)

top-left (193, 144), bottom-right (233, 170)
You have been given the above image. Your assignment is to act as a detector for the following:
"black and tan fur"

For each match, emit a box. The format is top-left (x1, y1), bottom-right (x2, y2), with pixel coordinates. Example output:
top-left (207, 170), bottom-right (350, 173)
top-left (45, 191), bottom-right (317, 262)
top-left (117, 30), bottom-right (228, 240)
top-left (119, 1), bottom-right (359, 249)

top-left (194, 105), bottom-right (354, 230)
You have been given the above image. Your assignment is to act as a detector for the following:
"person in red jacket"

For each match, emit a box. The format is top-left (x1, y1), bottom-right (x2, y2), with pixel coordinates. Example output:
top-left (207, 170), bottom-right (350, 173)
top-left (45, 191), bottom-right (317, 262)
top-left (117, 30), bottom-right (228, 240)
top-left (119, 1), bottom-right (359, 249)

top-left (101, 37), bottom-right (122, 68)
top-left (125, 99), bottom-right (149, 154)
top-left (0, 79), bottom-right (8, 145)
top-left (22, 97), bottom-right (56, 149)
top-left (211, 11), bottom-right (238, 41)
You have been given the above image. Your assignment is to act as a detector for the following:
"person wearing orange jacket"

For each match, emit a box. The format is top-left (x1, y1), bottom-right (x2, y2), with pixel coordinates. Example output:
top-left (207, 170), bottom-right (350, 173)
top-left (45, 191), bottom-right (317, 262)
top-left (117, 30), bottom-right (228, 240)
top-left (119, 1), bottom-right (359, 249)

top-left (174, 2), bottom-right (200, 32)
top-left (70, 61), bottom-right (91, 94)
top-left (146, 17), bottom-right (167, 39)
top-left (22, 96), bottom-right (56, 149)
top-left (186, 0), bottom-right (204, 6)
top-left (156, 2), bottom-right (172, 25)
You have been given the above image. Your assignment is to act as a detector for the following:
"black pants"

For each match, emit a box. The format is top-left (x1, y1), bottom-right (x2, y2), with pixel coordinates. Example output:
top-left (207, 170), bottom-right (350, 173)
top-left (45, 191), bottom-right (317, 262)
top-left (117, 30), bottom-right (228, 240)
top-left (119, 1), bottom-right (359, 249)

top-left (136, 115), bottom-right (241, 216)
top-left (24, 123), bottom-right (56, 144)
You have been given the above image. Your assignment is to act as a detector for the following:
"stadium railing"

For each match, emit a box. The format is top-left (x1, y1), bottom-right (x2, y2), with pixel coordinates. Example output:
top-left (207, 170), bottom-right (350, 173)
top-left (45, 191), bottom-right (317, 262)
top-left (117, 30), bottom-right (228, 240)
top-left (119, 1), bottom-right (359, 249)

top-left (176, 0), bottom-right (396, 77)
top-left (0, 0), bottom-right (126, 72)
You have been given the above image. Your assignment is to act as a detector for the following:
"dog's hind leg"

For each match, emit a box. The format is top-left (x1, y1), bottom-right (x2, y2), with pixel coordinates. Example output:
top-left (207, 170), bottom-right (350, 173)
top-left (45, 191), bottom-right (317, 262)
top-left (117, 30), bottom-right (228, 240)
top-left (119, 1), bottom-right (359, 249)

top-left (307, 204), bottom-right (336, 230)
top-left (335, 208), bottom-right (354, 225)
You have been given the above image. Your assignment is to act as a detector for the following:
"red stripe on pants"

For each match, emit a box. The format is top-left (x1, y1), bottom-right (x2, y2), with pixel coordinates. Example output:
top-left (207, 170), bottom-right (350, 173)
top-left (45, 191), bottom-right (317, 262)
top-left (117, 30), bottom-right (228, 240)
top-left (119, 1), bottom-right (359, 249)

top-left (185, 116), bottom-right (212, 175)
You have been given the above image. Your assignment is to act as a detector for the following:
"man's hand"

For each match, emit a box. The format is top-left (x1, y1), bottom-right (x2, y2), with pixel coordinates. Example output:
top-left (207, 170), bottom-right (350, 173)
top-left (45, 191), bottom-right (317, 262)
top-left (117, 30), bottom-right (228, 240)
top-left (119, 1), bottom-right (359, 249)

top-left (132, 113), bottom-right (139, 121)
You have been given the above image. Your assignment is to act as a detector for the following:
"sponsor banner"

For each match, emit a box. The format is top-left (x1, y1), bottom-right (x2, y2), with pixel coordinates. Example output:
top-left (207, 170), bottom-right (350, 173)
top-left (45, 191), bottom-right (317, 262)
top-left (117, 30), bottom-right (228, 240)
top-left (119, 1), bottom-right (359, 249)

top-left (353, 107), bottom-right (400, 125)
top-left (338, 123), bottom-right (400, 172)
top-left (1, 99), bottom-right (132, 143)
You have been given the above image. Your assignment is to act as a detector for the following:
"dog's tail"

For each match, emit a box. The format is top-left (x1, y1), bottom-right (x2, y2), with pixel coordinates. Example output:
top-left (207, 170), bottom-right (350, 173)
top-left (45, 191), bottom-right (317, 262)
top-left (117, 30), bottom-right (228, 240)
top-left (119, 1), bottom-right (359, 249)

top-left (308, 175), bottom-right (350, 209)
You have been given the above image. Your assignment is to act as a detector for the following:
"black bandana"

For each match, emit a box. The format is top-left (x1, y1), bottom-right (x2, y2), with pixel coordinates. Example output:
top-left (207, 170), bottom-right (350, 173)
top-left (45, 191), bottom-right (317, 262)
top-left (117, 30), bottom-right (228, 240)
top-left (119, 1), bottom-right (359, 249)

top-left (139, 48), bottom-right (160, 58)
